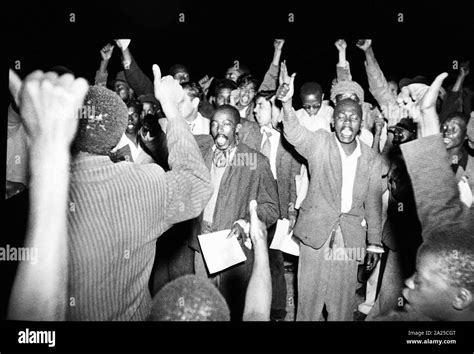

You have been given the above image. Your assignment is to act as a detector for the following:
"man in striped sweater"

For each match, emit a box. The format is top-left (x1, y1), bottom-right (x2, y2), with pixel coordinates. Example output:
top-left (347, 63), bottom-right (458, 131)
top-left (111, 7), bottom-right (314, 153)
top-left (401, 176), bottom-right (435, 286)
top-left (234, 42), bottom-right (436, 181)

top-left (66, 65), bottom-right (212, 321)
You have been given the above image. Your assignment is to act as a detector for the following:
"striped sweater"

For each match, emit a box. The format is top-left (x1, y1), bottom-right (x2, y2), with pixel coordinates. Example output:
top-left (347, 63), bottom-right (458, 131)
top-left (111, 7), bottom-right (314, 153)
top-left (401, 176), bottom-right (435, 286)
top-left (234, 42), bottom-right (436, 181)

top-left (66, 115), bottom-right (212, 321)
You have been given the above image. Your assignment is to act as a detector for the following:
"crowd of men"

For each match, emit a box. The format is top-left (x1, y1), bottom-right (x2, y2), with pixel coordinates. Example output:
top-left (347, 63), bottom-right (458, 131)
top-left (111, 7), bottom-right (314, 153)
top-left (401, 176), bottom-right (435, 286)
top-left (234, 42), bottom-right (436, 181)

top-left (5, 38), bottom-right (474, 322)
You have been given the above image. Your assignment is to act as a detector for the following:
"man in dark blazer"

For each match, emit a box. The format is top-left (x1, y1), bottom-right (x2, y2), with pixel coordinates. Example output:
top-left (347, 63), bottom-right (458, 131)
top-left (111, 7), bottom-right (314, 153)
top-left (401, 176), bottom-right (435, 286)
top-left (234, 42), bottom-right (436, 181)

top-left (189, 105), bottom-right (279, 320)
top-left (245, 90), bottom-right (303, 321)
top-left (276, 66), bottom-right (384, 321)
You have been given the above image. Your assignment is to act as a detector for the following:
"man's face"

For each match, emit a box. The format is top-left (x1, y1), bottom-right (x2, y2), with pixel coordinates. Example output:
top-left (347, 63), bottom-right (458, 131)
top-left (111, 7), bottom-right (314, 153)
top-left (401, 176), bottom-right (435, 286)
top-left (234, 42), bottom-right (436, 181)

top-left (402, 250), bottom-right (458, 321)
top-left (301, 93), bottom-right (322, 117)
top-left (442, 117), bottom-right (467, 150)
top-left (210, 111), bottom-right (240, 150)
top-left (226, 67), bottom-right (242, 82)
top-left (114, 81), bottom-right (132, 102)
top-left (335, 93), bottom-right (360, 104)
top-left (388, 81), bottom-right (398, 97)
top-left (254, 97), bottom-right (272, 128)
top-left (181, 88), bottom-right (198, 121)
top-left (238, 83), bottom-right (256, 108)
top-left (173, 70), bottom-right (190, 84)
top-left (215, 88), bottom-right (232, 107)
top-left (126, 106), bottom-right (140, 135)
top-left (140, 121), bottom-right (155, 142)
top-left (333, 101), bottom-right (362, 144)
top-left (141, 102), bottom-right (157, 120)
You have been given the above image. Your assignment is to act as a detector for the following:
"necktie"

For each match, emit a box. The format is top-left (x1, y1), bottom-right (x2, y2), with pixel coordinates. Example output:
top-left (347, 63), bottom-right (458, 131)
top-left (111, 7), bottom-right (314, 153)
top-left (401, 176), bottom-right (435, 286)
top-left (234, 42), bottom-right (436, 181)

top-left (261, 130), bottom-right (272, 160)
top-left (213, 149), bottom-right (228, 168)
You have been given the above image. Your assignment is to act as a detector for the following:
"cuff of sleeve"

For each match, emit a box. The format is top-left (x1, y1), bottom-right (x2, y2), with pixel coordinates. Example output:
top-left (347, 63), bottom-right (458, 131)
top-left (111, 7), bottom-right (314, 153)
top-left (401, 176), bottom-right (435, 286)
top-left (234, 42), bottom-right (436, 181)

top-left (234, 220), bottom-right (252, 250)
top-left (367, 244), bottom-right (384, 253)
top-left (122, 60), bottom-right (131, 70)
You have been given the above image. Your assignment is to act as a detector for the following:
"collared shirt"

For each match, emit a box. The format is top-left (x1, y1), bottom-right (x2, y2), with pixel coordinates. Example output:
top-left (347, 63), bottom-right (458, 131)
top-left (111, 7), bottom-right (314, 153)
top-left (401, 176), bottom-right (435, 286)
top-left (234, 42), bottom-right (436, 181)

top-left (112, 133), bottom-right (145, 162)
top-left (334, 136), bottom-right (362, 213)
top-left (296, 101), bottom-right (333, 133)
top-left (187, 112), bottom-right (210, 135)
top-left (260, 126), bottom-right (280, 179)
top-left (203, 145), bottom-right (237, 224)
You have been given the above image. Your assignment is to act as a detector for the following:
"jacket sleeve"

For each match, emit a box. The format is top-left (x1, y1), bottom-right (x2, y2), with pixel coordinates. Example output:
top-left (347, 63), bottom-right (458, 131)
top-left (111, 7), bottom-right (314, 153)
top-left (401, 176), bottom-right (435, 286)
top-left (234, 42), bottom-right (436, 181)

top-left (281, 103), bottom-right (324, 160)
top-left (161, 115), bottom-right (213, 228)
top-left (400, 134), bottom-right (471, 240)
top-left (258, 63), bottom-right (279, 92)
top-left (366, 154), bottom-right (383, 245)
top-left (254, 155), bottom-right (280, 228)
top-left (124, 53), bottom-right (154, 97)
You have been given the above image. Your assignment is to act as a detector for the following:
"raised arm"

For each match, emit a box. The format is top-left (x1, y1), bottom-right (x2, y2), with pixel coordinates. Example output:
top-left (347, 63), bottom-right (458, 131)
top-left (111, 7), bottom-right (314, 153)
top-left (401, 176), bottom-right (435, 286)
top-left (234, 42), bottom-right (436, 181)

top-left (94, 43), bottom-right (114, 87)
top-left (358, 40), bottom-right (399, 125)
top-left (276, 61), bottom-right (319, 159)
top-left (258, 39), bottom-right (285, 91)
top-left (117, 39), bottom-right (154, 97)
top-left (335, 39), bottom-right (352, 81)
top-left (439, 61), bottom-right (469, 124)
top-left (243, 200), bottom-right (271, 321)
top-left (399, 73), bottom-right (471, 238)
top-left (8, 69), bottom-right (89, 321)
top-left (151, 65), bottom-right (213, 227)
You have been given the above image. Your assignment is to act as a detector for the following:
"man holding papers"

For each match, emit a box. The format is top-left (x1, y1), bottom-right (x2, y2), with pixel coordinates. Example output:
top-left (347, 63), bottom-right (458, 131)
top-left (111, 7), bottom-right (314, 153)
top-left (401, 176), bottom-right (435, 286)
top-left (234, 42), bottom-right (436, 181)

top-left (189, 104), bottom-right (279, 321)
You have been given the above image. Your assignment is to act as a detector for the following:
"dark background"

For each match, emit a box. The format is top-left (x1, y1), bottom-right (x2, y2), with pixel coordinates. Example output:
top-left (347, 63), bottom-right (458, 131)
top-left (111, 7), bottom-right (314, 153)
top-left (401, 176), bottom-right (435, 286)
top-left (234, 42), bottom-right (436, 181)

top-left (5, 0), bottom-right (474, 102)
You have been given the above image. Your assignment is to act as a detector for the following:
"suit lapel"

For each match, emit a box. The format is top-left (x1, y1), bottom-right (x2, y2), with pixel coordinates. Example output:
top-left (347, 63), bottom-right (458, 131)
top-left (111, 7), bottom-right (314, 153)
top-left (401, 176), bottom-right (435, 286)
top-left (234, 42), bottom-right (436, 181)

top-left (328, 135), bottom-right (342, 211)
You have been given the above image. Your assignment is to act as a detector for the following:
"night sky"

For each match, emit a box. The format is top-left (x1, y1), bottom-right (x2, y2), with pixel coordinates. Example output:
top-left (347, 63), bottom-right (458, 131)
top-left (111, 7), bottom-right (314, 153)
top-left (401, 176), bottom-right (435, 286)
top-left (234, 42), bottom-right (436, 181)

top-left (5, 0), bottom-right (474, 106)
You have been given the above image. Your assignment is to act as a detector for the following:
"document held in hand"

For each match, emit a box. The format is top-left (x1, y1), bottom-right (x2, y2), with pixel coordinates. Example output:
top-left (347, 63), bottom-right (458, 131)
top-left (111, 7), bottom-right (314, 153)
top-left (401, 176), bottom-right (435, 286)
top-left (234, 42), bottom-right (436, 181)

top-left (198, 229), bottom-right (247, 274)
top-left (270, 219), bottom-right (300, 256)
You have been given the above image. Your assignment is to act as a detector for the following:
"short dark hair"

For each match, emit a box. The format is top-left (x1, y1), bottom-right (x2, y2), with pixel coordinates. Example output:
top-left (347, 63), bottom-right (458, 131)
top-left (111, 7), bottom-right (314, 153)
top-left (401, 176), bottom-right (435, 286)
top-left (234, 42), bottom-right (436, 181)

top-left (169, 64), bottom-right (189, 77)
top-left (212, 104), bottom-right (241, 125)
top-left (255, 90), bottom-right (276, 101)
top-left (127, 100), bottom-right (143, 114)
top-left (181, 81), bottom-right (204, 101)
top-left (72, 86), bottom-right (128, 156)
top-left (214, 78), bottom-right (238, 97)
top-left (419, 226), bottom-right (474, 292)
top-left (445, 111), bottom-right (470, 128)
top-left (300, 82), bottom-right (323, 99)
top-left (150, 275), bottom-right (230, 321)
top-left (237, 73), bottom-right (258, 91)
top-left (334, 98), bottom-right (363, 118)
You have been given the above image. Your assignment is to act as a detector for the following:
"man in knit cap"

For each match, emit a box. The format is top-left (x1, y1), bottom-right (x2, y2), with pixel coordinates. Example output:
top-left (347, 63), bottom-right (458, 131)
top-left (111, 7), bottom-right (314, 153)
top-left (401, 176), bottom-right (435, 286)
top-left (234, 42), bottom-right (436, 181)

top-left (66, 66), bottom-right (212, 320)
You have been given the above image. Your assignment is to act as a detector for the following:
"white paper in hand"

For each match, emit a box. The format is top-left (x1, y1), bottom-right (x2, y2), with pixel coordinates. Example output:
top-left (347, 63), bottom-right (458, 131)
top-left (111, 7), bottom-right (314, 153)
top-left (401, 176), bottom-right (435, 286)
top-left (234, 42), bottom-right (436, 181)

top-left (198, 230), bottom-right (247, 274)
top-left (270, 219), bottom-right (300, 256)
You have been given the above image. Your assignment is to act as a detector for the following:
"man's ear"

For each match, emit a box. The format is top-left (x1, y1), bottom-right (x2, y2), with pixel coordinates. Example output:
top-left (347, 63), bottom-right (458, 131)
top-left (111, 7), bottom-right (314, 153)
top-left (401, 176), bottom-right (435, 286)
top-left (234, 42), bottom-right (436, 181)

top-left (235, 123), bottom-right (242, 135)
top-left (452, 287), bottom-right (472, 310)
top-left (321, 93), bottom-right (325, 101)
top-left (192, 97), bottom-right (200, 109)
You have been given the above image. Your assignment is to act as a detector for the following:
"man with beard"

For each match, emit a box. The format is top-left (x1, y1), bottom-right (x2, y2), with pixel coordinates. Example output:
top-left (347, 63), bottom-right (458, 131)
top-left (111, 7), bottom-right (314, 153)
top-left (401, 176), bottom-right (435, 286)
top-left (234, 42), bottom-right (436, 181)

top-left (277, 63), bottom-right (383, 321)
top-left (442, 111), bottom-right (474, 208)
top-left (188, 104), bottom-right (279, 320)
top-left (110, 101), bottom-right (154, 164)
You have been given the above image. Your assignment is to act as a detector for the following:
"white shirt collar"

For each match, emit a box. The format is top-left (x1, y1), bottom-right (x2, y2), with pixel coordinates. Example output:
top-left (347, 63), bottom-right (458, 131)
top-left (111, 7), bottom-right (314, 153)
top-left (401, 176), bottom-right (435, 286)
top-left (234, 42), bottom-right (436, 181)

top-left (334, 135), bottom-right (362, 160)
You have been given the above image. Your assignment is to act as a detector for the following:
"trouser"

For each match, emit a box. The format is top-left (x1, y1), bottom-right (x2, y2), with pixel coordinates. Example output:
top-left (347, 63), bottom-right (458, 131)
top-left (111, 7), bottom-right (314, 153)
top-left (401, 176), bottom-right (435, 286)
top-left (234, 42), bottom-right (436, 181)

top-left (296, 227), bottom-right (359, 321)
top-left (366, 246), bottom-right (412, 320)
top-left (194, 243), bottom-right (254, 321)
top-left (268, 223), bottom-right (287, 320)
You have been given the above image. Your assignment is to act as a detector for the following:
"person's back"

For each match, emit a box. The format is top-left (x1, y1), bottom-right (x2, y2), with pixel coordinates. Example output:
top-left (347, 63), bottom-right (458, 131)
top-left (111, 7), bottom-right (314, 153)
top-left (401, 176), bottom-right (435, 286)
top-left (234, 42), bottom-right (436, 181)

top-left (66, 74), bottom-right (212, 321)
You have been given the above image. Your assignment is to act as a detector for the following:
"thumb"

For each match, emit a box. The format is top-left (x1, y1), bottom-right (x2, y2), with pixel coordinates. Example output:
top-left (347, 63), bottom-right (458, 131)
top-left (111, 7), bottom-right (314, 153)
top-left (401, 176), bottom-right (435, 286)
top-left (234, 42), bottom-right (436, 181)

top-left (289, 73), bottom-right (297, 86)
top-left (9, 69), bottom-right (22, 106)
top-left (429, 72), bottom-right (448, 93)
top-left (152, 64), bottom-right (162, 82)
top-left (249, 200), bottom-right (259, 225)
top-left (70, 77), bottom-right (90, 109)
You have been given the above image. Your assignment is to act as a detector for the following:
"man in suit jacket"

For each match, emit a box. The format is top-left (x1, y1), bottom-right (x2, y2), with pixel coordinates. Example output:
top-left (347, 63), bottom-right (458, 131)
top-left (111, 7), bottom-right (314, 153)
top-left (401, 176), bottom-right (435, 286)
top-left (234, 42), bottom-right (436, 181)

top-left (189, 105), bottom-right (279, 320)
top-left (245, 90), bottom-right (303, 321)
top-left (276, 68), bottom-right (384, 321)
